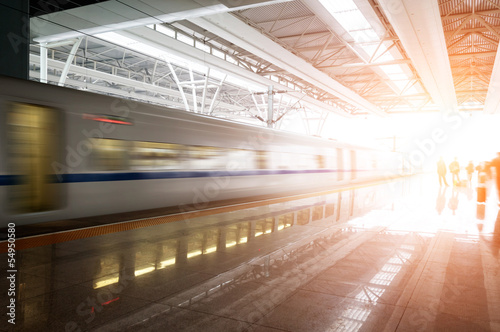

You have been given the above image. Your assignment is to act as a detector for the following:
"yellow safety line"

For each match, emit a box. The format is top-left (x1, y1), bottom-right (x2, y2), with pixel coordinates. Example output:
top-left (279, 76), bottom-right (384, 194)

top-left (0, 177), bottom-right (404, 252)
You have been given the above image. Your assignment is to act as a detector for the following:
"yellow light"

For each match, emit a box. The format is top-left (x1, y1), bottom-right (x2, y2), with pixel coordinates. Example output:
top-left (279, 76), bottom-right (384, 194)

top-left (187, 250), bottom-right (202, 258)
top-left (204, 246), bottom-right (217, 254)
top-left (159, 258), bottom-right (176, 268)
top-left (278, 225), bottom-right (284, 231)
top-left (255, 232), bottom-right (263, 237)
top-left (239, 237), bottom-right (248, 243)
top-left (226, 241), bottom-right (237, 248)
top-left (93, 276), bottom-right (119, 289)
top-left (135, 266), bottom-right (155, 276)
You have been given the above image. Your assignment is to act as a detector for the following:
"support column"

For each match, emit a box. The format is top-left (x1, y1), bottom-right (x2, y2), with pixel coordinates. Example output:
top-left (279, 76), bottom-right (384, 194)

top-left (208, 74), bottom-right (227, 114)
top-left (40, 43), bottom-right (47, 83)
top-left (0, 0), bottom-right (29, 79)
top-left (168, 62), bottom-right (190, 112)
top-left (201, 68), bottom-right (210, 114)
top-left (58, 37), bottom-right (83, 86)
top-left (267, 85), bottom-right (273, 128)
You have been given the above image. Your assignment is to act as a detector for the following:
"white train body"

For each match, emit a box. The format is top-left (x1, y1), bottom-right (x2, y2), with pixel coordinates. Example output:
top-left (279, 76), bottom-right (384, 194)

top-left (0, 77), bottom-right (403, 226)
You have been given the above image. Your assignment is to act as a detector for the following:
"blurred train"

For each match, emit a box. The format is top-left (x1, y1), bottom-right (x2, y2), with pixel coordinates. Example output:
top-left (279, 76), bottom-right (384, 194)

top-left (0, 76), bottom-right (406, 226)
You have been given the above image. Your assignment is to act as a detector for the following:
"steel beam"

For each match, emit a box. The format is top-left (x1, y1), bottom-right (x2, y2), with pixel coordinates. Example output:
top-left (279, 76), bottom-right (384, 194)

top-left (117, 27), bottom-right (353, 117)
top-left (189, 13), bottom-right (386, 116)
top-left (58, 37), bottom-right (83, 86)
top-left (378, 0), bottom-right (458, 113)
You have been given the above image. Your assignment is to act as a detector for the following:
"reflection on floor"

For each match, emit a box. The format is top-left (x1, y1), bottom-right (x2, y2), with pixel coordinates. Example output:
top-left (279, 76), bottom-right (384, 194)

top-left (1, 175), bottom-right (500, 331)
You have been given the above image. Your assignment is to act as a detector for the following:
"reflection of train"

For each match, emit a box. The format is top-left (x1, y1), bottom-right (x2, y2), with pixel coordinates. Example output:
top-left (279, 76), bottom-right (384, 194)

top-left (0, 76), bottom-right (404, 226)
top-left (13, 181), bottom-right (399, 331)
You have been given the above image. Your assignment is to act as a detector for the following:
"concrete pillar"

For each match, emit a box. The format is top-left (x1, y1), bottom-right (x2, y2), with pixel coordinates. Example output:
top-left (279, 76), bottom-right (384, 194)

top-left (0, 0), bottom-right (29, 79)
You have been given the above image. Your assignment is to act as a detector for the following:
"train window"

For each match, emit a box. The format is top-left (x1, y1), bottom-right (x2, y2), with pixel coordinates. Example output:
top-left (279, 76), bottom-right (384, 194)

top-left (189, 145), bottom-right (219, 159)
top-left (270, 152), bottom-right (295, 169)
top-left (325, 153), bottom-right (336, 169)
top-left (7, 103), bottom-right (60, 213)
top-left (298, 154), bottom-right (317, 169)
top-left (291, 153), bottom-right (316, 170)
top-left (188, 146), bottom-right (228, 170)
top-left (256, 151), bottom-right (268, 169)
top-left (91, 138), bottom-right (128, 171)
top-left (337, 148), bottom-right (344, 181)
top-left (350, 150), bottom-right (357, 180)
top-left (226, 149), bottom-right (255, 170)
top-left (130, 141), bottom-right (184, 170)
top-left (317, 155), bottom-right (325, 169)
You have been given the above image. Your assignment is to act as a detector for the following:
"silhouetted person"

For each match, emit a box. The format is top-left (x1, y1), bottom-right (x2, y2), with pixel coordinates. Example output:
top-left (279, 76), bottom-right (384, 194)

top-left (490, 152), bottom-right (500, 203)
top-left (485, 161), bottom-right (492, 180)
top-left (448, 188), bottom-right (459, 215)
top-left (466, 161), bottom-right (474, 183)
top-left (449, 157), bottom-right (460, 185)
top-left (436, 186), bottom-right (447, 215)
top-left (437, 157), bottom-right (448, 186)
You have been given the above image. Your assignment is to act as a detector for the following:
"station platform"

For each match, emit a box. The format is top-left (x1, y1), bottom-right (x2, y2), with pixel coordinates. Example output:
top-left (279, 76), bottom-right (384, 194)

top-left (1, 174), bottom-right (500, 331)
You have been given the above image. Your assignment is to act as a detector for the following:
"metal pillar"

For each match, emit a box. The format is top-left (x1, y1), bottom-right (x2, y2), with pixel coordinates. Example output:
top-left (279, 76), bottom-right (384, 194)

top-left (208, 74), bottom-right (227, 114)
top-left (58, 38), bottom-right (83, 86)
top-left (167, 62), bottom-right (190, 112)
top-left (188, 66), bottom-right (197, 112)
top-left (267, 85), bottom-right (274, 128)
top-left (201, 68), bottom-right (210, 114)
top-left (40, 43), bottom-right (48, 83)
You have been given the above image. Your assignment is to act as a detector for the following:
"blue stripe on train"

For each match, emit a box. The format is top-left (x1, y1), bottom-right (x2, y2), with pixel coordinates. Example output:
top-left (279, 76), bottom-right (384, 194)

top-left (0, 175), bottom-right (21, 186)
top-left (61, 169), bottom-right (342, 183)
top-left (0, 169), bottom-right (350, 185)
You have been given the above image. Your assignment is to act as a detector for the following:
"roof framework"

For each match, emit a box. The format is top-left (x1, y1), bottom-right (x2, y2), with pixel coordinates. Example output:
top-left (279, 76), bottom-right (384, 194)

top-left (24, 0), bottom-right (500, 136)
top-left (440, 0), bottom-right (500, 110)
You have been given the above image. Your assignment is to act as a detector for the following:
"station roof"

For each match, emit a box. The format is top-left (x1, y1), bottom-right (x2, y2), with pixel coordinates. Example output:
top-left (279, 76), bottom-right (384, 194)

top-left (25, 0), bottom-right (500, 129)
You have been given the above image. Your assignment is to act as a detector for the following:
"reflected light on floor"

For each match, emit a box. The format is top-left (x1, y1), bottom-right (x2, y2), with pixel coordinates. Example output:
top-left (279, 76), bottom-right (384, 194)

top-left (187, 250), bottom-right (202, 258)
top-left (135, 266), bottom-right (155, 277)
top-left (93, 276), bottom-right (119, 289)
top-left (204, 246), bottom-right (217, 253)
top-left (335, 237), bottom-right (415, 331)
top-left (159, 258), bottom-right (176, 268)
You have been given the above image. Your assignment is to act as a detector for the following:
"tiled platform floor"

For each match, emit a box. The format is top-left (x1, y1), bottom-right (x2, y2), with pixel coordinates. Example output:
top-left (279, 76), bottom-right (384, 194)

top-left (1, 175), bottom-right (500, 331)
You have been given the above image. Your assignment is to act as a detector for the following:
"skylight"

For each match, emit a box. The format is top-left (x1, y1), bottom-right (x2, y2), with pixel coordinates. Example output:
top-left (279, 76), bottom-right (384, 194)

top-left (319, 0), bottom-right (418, 96)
